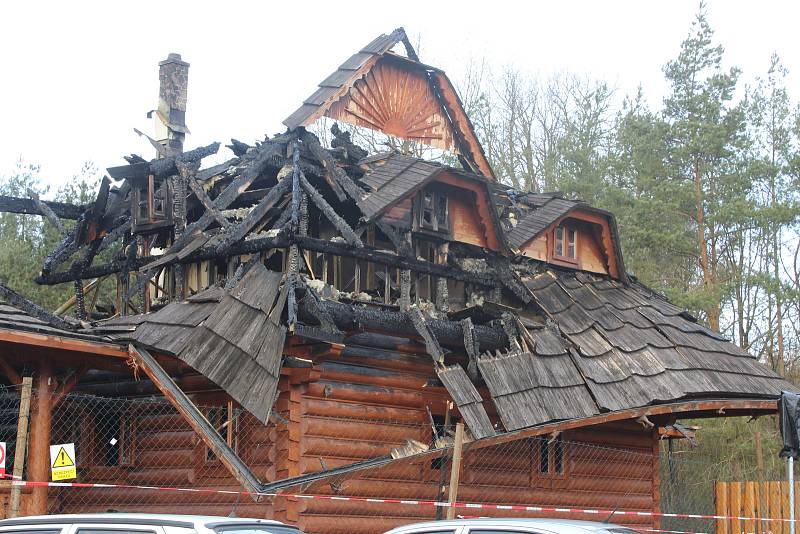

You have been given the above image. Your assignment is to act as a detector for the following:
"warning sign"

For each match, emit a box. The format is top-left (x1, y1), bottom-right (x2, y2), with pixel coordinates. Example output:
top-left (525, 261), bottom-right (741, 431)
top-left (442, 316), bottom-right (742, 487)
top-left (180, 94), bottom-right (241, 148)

top-left (49, 443), bottom-right (76, 481)
top-left (0, 441), bottom-right (6, 477)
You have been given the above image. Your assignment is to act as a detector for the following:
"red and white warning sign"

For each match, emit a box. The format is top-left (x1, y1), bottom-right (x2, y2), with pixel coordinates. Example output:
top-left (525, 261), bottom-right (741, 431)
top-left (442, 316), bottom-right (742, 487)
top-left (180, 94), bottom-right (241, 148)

top-left (0, 441), bottom-right (6, 477)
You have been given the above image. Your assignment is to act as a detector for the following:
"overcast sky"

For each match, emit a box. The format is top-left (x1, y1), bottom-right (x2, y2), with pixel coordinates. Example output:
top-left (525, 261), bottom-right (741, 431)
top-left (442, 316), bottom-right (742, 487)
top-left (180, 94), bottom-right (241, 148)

top-left (2, 0), bottom-right (798, 193)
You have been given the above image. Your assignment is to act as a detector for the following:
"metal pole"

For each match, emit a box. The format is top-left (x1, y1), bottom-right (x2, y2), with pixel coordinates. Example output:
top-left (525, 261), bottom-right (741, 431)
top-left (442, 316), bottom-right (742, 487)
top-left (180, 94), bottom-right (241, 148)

top-left (790, 456), bottom-right (795, 534)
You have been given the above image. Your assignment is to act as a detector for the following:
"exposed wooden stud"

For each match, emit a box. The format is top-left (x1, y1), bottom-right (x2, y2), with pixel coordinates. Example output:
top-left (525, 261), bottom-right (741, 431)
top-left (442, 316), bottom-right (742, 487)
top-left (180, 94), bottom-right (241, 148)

top-left (400, 269), bottom-right (411, 310)
top-left (384, 265), bottom-right (391, 304)
top-left (9, 376), bottom-right (32, 518)
top-left (446, 421), bottom-right (465, 520)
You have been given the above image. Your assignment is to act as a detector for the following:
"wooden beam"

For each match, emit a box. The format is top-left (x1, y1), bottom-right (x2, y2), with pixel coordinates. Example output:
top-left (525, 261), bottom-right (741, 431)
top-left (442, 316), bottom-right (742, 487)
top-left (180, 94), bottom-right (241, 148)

top-left (51, 365), bottom-right (88, 409)
top-left (130, 346), bottom-right (263, 499)
top-left (301, 132), bottom-right (360, 202)
top-left (140, 139), bottom-right (287, 271)
top-left (28, 360), bottom-right (53, 514)
top-left (27, 188), bottom-right (65, 233)
top-left (299, 171), bottom-right (362, 247)
top-left (297, 294), bottom-right (508, 351)
top-left (408, 306), bottom-right (444, 364)
top-left (39, 234), bottom-right (499, 289)
top-left (446, 421), bottom-right (465, 520)
top-left (0, 282), bottom-right (75, 331)
top-left (0, 195), bottom-right (85, 219)
top-left (186, 175), bottom-right (230, 228)
top-left (9, 376), bottom-right (32, 518)
top-left (0, 354), bottom-right (22, 385)
top-left (0, 329), bottom-right (129, 358)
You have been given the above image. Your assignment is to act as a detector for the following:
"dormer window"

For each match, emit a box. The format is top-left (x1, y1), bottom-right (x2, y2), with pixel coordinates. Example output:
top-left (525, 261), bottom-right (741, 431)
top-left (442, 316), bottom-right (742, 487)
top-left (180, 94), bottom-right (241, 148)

top-left (131, 174), bottom-right (173, 233)
top-left (417, 187), bottom-right (449, 233)
top-left (553, 224), bottom-right (577, 265)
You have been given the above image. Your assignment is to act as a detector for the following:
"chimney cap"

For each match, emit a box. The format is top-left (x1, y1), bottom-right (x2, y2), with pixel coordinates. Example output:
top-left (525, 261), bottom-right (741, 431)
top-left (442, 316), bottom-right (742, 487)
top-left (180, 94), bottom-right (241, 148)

top-left (159, 53), bottom-right (189, 67)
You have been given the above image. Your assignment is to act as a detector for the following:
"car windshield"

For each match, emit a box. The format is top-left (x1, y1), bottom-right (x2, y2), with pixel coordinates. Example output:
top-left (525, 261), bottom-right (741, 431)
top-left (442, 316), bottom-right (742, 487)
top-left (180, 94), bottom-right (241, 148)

top-left (213, 526), bottom-right (302, 534)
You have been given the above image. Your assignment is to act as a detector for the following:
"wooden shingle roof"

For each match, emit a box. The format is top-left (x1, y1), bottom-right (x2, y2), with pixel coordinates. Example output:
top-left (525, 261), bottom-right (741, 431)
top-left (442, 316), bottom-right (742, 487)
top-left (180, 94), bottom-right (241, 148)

top-left (357, 153), bottom-right (442, 221)
top-left (522, 270), bottom-right (794, 412)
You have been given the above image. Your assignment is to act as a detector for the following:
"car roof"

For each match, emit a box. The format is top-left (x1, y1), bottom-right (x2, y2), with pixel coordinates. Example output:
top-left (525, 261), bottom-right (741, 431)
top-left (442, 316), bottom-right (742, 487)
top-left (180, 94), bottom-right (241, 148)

top-left (386, 518), bottom-right (629, 534)
top-left (0, 513), bottom-right (292, 529)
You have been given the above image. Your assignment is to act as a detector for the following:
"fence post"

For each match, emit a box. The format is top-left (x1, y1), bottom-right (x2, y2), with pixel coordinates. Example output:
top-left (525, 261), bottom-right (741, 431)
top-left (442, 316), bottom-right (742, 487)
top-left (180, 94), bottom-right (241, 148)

top-left (9, 377), bottom-right (33, 518)
top-left (446, 422), bottom-right (465, 520)
top-left (790, 456), bottom-right (795, 534)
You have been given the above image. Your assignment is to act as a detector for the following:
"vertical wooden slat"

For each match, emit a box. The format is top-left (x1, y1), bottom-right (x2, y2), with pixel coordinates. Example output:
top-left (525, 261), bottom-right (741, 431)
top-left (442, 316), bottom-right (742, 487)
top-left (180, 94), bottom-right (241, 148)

top-left (770, 481), bottom-right (782, 534)
top-left (795, 481), bottom-right (800, 532)
top-left (716, 482), bottom-right (729, 534)
top-left (745, 481), bottom-right (756, 534)
top-left (731, 482), bottom-right (742, 534)
top-left (782, 481), bottom-right (792, 534)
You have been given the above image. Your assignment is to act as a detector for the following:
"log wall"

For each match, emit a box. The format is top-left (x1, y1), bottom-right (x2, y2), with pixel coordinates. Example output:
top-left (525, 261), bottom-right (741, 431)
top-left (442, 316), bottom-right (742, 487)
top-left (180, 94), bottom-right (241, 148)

top-left (0, 344), bottom-right (659, 533)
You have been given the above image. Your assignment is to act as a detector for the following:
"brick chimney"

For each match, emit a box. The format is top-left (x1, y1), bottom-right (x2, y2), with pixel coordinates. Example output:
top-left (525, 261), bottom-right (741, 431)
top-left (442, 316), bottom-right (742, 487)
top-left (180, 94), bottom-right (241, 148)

top-left (154, 53), bottom-right (189, 157)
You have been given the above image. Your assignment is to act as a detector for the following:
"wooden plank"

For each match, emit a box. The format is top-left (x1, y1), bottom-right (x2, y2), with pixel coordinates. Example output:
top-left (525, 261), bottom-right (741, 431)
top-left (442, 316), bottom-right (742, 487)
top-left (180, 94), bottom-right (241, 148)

top-left (130, 345), bottom-right (263, 499)
top-left (446, 421), bottom-right (465, 520)
top-left (716, 482), bottom-right (729, 534)
top-left (729, 481), bottom-right (742, 534)
top-left (8, 377), bottom-right (32, 518)
top-left (769, 481), bottom-right (782, 534)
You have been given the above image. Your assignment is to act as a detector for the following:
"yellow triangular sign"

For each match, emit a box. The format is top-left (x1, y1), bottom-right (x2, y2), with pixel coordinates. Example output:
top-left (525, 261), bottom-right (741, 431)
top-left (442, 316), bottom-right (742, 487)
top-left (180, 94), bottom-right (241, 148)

top-left (52, 446), bottom-right (74, 468)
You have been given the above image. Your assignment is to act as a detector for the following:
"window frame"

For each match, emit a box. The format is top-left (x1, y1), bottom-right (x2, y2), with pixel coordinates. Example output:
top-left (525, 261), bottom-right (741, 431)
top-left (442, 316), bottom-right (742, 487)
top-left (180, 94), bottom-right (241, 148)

top-left (532, 435), bottom-right (568, 479)
top-left (416, 187), bottom-right (450, 234)
top-left (203, 403), bottom-right (239, 465)
top-left (550, 223), bottom-right (579, 266)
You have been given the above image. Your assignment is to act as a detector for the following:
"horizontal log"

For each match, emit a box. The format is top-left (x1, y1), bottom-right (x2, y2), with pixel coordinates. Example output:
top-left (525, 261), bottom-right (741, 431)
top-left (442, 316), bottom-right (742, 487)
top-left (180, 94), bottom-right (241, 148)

top-left (302, 416), bottom-right (425, 443)
top-left (302, 397), bottom-right (426, 423)
top-left (306, 380), bottom-right (424, 409)
top-left (137, 430), bottom-right (196, 450)
top-left (300, 297), bottom-right (508, 351)
top-left (301, 436), bottom-right (398, 459)
top-left (0, 195), bottom-right (86, 219)
top-left (36, 233), bottom-right (499, 290)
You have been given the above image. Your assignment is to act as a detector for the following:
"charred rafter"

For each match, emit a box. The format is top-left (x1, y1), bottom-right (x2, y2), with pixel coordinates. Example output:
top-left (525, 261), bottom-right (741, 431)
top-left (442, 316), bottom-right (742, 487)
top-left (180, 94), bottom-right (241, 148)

top-left (0, 196), bottom-right (85, 220)
top-left (299, 171), bottom-right (362, 248)
top-left (0, 282), bottom-right (76, 331)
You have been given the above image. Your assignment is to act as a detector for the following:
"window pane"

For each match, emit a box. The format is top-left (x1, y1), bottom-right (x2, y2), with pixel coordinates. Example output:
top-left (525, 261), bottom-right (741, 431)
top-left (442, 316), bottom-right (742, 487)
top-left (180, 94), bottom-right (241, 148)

top-left (539, 437), bottom-right (549, 473)
top-left (568, 242), bottom-right (575, 258)
top-left (554, 437), bottom-right (564, 473)
top-left (77, 530), bottom-right (155, 534)
top-left (436, 193), bottom-right (448, 229)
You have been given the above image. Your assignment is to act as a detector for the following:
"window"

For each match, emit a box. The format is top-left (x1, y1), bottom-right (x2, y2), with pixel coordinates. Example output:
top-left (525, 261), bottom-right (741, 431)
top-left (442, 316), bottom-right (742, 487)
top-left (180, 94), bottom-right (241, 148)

top-left (94, 412), bottom-right (135, 467)
top-left (535, 435), bottom-right (566, 476)
top-left (205, 404), bottom-right (239, 463)
top-left (418, 188), bottom-right (449, 233)
top-left (131, 174), bottom-right (172, 231)
top-left (553, 224), bottom-right (577, 264)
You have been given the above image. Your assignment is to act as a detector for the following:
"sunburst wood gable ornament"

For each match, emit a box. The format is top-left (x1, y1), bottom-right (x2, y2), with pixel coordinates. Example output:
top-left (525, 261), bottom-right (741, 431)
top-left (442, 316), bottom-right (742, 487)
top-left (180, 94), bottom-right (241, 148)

top-left (326, 58), bottom-right (454, 150)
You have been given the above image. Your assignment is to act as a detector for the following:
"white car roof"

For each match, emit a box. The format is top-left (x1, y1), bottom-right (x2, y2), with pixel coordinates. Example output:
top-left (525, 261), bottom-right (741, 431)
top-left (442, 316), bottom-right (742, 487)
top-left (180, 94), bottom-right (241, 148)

top-left (0, 513), bottom-right (292, 528)
top-left (386, 518), bottom-right (632, 534)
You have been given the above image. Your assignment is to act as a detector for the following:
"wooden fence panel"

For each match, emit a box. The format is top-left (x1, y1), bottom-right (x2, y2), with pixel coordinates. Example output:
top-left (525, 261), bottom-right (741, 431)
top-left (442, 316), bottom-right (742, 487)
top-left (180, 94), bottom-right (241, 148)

top-left (716, 481), bottom-right (798, 534)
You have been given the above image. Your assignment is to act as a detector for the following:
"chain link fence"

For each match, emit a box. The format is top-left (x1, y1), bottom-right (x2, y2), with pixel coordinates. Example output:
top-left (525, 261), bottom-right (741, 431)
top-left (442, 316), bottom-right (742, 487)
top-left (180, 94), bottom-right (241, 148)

top-left (0, 385), bottom-right (792, 534)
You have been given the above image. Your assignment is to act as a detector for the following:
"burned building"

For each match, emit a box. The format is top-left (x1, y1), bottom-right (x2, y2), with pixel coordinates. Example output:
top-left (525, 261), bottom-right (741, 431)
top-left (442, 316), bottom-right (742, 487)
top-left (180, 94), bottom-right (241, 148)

top-left (0, 28), bottom-right (793, 533)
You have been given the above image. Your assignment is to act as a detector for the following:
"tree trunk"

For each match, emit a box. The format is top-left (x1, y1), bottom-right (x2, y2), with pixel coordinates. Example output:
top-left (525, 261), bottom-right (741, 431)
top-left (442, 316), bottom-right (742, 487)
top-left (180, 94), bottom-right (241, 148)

top-left (693, 161), bottom-right (719, 331)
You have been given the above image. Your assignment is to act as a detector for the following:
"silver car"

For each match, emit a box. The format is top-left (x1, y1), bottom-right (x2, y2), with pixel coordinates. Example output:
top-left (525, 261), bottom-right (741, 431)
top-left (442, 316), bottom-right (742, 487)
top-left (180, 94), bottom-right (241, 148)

top-left (385, 518), bottom-right (640, 534)
top-left (0, 513), bottom-right (303, 534)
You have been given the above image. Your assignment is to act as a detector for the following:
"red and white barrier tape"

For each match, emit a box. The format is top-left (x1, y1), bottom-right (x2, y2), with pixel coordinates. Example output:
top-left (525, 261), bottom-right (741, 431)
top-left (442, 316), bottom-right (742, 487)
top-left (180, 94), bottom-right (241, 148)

top-left (1, 478), bottom-right (790, 527)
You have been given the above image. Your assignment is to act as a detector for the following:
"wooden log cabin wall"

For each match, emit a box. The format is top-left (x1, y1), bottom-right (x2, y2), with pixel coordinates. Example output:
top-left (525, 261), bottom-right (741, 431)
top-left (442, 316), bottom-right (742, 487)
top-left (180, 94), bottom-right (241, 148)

top-left (0, 26), bottom-right (794, 534)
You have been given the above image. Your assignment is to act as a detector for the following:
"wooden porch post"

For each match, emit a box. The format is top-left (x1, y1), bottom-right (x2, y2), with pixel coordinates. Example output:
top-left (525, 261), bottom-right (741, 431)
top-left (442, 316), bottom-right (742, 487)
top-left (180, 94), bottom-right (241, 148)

top-left (28, 361), bottom-right (53, 515)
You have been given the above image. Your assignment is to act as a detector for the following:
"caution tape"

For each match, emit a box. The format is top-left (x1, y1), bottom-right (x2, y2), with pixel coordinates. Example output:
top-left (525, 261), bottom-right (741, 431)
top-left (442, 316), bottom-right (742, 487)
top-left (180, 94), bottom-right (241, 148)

top-left (2, 478), bottom-right (793, 526)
